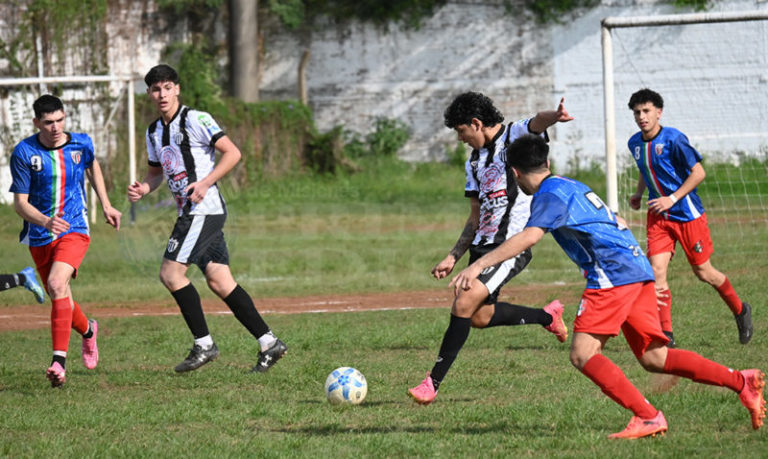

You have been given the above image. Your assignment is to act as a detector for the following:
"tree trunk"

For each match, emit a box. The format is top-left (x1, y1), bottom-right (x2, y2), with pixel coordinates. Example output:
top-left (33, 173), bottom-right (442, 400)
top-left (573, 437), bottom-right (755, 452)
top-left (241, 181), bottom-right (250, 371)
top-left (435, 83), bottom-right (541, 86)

top-left (298, 49), bottom-right (310, 105)
top-left (229, 0), bottom-right (259, 102)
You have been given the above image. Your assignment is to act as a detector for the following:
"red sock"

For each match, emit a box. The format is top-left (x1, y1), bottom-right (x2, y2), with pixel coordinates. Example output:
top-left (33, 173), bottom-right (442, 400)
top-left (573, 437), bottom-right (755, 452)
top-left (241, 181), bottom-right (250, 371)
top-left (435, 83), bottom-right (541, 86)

top-left (664, 348), bottom-right (743, 392)
top-left (71, 301), bottom-right (89, 335)
top-left (581, 354), bottom-right (657, 419)
top-left (51, 298), bottom-right (73, 353)
top-left (658, 288), bottom-right (673, 332)
top-left (716, 277), bottom-right (742, 315)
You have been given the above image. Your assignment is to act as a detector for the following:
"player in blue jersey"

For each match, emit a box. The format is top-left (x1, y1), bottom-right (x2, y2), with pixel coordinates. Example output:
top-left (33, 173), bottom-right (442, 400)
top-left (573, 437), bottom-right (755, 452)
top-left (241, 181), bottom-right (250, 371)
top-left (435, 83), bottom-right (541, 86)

top-left (408, 92), bottom-right (572, 405)
top-left (449, 134), bottom-right (765, 438)
top-left (10, 94), bottom-right (122, 387)
top-left (128, 64), bottom-right (286, 374)
top-left (627, 88), bottom-right (752, 347)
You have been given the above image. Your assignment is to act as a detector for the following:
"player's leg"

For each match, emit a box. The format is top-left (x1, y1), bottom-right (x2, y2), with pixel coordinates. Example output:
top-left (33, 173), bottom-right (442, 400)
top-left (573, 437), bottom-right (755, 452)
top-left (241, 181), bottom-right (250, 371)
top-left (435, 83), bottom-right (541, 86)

top-left (45, 261), bottom-right (77, 387)
top-left (680, 214), bottom-right (751, 344)
top-left (204, 261), bottom-right (287, 373)
top-left (646, 212), bottom-right (676, 346)
top-left (626, 281), bottom-right (765, 430)
top-left (469, 250), bottom-right (567, 342)
top-left (572, 283), bottom-right (666, 438)
top-left (408, 282), bottom-right (487, 405)
top-left (0, 268), bottom-right (45, 303)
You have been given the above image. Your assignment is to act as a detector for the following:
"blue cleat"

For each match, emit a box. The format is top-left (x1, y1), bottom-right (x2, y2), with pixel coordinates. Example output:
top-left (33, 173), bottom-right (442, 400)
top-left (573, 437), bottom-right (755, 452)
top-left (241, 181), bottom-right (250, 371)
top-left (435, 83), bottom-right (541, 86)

top-left (20, 266), bottom-right (45, 303)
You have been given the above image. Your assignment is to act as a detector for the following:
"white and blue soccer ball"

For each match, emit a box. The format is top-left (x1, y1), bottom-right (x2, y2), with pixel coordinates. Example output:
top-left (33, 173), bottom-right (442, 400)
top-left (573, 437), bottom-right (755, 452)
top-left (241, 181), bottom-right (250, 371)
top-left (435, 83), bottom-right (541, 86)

top-left (324, 367), bottom-right (367, 405)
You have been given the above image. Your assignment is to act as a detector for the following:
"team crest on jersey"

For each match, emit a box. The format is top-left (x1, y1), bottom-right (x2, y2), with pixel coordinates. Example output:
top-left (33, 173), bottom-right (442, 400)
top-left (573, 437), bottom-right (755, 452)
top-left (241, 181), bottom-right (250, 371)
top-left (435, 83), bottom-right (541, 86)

top-left (174, 132), bottom-right (185, 145)
top-left (655, 143), bottom-right (664, 155)
top-left (167, 237), bottom-right (179, 254)
top-left (633, 146), bottom-right (641, 161)
top-left (71, 150), bottom-right (82, 164)
top-left (30, 155), bottom-right (43, 172)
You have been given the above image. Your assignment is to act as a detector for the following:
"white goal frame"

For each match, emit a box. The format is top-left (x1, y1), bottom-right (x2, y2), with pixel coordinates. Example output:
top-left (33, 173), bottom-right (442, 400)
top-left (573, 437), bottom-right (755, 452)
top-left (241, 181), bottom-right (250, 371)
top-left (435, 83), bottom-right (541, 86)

top-left (0, 75), bottom-right (137, 221)
top-left (600, 10), bottom-right (768, 211)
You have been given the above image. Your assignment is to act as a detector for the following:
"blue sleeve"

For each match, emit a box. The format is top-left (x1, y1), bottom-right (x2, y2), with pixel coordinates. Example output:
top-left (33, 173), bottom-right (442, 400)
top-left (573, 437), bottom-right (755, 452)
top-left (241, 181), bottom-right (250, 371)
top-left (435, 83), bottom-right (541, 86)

top-left (526, 192), bottom-right (568, 231)
top-left (673, 133), bottom-right (702, 171)
top-left (84, 135), bottom-right (95, 168)
top-left (9, 149), bottom-right (30, 194)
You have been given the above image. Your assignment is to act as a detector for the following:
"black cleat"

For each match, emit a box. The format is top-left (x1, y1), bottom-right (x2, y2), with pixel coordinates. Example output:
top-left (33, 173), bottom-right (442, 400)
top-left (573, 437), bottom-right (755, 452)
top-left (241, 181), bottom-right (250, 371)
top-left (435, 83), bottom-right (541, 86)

top-left (663, 330), bottom-right (676, 348)
top-left (735, 302), bottom-right (753, 344)
top-left (252, 339), bottom-right (287, 373)
top-left (174, 343), bottom-right (219, 372)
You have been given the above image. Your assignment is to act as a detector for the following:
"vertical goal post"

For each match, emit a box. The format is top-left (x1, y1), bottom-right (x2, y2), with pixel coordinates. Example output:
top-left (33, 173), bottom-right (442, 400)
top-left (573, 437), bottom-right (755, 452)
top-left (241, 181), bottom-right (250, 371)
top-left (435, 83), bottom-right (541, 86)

top-left (601, 9), bottom-right (768, 212)
top-left (0, 74), bottom-right (138, 222)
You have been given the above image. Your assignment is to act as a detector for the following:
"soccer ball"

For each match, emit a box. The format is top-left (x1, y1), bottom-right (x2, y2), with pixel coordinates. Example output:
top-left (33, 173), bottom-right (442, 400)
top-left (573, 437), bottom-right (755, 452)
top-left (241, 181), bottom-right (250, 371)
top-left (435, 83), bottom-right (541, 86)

top-left (324, 367), bottom-right (367, 405)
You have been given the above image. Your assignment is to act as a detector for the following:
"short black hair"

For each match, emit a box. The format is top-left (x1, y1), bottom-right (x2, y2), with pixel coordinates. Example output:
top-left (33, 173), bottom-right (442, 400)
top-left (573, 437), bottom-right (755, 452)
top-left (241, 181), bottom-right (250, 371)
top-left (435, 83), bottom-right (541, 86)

top-left (144, 64), bottom-right (180, 87)
top-left (507, 134), bottom-right (549, 174)
top-left (33, 94), bottom-right (64, 119)
top-left (443, 91), bottom-right (504, 129)
top-left (628, 88), bottom-right (664, 110)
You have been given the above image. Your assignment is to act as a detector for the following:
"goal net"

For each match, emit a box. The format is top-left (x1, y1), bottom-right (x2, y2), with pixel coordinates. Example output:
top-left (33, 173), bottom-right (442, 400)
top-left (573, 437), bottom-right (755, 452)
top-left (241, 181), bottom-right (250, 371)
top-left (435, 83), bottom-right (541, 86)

top-left (0, 76), bottom-right (137, 221)
top-left (601, 11), bottom-right (768, 256)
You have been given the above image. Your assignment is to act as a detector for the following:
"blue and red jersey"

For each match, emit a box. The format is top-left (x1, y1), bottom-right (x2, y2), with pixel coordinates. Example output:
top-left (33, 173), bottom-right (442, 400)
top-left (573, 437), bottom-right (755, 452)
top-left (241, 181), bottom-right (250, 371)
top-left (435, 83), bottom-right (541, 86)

top-left (526, 175), bottom-right (654, 289)
top-left (9, 132), bottom-right (95, 246)
top-left (628, 127), bottom-right (705, 222)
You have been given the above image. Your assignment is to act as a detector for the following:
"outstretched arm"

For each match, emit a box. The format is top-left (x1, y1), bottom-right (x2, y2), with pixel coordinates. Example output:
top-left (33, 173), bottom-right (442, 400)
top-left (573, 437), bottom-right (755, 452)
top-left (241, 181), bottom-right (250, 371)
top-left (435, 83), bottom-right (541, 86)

top-left (449, 226), bottom-right (545, 295)
top-left (528, 97), bottom-right (574, 134)
top-left (86, 159), bottom-right (122, 230)
top-left (432, 197), bottom-right (480, 280)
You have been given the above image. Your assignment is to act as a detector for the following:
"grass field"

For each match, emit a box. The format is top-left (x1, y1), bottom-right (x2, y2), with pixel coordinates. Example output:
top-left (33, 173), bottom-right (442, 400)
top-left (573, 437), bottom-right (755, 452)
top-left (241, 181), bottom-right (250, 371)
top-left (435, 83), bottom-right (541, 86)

top-left (1, 158), bottom-right (766, 456)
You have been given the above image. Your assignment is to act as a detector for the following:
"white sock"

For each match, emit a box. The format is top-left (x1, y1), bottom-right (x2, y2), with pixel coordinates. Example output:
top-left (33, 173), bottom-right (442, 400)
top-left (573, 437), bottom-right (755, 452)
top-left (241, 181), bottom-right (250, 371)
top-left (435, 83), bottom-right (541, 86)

top-left (258, 331), bottom-right (277, 352)
top-left (194, 335), bottom-right (214, 350)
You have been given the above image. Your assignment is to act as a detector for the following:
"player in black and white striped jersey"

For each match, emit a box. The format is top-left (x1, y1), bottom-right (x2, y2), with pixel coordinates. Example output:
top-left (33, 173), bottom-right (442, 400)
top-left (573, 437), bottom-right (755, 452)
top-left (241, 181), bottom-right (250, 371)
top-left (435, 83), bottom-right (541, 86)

top-left (128, 64), bottom-right (287, 374)
top-left (409, 92), bottom-right (573, 405)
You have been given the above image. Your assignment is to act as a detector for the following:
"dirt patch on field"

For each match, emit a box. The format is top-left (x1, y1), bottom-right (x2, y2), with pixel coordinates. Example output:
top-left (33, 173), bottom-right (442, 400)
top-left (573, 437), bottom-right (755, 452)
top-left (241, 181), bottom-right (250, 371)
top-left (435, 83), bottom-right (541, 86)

top-left (0, 285), bottom-right (580, 333)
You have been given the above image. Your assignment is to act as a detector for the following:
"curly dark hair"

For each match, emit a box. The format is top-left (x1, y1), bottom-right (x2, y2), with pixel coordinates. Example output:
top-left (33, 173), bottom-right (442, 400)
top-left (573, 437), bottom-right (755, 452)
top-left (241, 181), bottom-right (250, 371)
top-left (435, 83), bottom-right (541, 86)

top-left (628, 88), bottom-right (664, 110)
top-left (144, 64), bottom-right (180, 87)
top-left (507, 134), bottom-right (549, 174)
top-left (443, 91), bottom-right (504, 129)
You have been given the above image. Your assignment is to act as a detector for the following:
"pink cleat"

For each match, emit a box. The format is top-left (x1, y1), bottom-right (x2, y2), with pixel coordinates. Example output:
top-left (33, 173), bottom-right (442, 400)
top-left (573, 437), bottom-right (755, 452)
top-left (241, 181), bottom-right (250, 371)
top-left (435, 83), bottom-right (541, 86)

top-left (46, 362), bottom-right (66, 388)
top-left (739, 369), bottom-right (766, 430)
top-left (408, 372), bottom-right (438, 405)
top-left (543, 300), bottom-right (568, 343)
top-left (82, 319), bottom-right (99, 370)
top-left (608, 410), bottom-right (667, 439)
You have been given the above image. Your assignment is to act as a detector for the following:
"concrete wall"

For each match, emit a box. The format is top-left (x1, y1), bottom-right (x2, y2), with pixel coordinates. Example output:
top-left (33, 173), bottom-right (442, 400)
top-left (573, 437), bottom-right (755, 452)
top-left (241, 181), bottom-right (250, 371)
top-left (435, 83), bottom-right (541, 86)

top-left (2, 0), bottom-right (768, 205)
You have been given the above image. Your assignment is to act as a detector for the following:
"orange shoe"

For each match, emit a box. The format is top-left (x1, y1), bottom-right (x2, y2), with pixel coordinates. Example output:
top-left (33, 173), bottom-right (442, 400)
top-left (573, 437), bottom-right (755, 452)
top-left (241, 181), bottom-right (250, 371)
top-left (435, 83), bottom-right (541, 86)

top-left (608, 410), bottom-right (667, 439)
top-left (739, 369), bottom-right (766, 430)
top-left (543, 300), bottom-right (568, 343)
top-left (408, 372), bottom-right (438, 405)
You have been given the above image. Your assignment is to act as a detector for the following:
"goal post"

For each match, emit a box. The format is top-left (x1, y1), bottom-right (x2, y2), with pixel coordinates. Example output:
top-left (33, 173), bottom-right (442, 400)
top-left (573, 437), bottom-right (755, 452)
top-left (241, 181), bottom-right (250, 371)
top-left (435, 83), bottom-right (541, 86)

top-left (600, 9), bottom-right (768, 212)
top-left (0, 75), bottom-right (138, 222)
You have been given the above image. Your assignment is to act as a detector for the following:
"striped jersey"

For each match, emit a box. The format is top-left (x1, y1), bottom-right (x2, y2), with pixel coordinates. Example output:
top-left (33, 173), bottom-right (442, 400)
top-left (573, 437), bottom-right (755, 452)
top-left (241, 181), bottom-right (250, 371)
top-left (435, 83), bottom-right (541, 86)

top-left (465, 119), bottom-right (540, 247)
top-left (9, 132), bottom-right (94, 246)
top-left (628, 126), bottom-right (705, 222)
top-left (146, 106), bottom-right (227, 216)
top-left (526, 175), bottom-right (654, 289)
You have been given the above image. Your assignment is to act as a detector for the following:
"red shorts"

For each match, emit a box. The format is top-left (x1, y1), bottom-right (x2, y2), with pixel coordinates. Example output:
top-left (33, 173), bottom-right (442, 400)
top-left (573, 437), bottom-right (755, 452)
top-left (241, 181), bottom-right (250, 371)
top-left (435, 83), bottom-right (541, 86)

top-left (646, 211), bottom-right (713, 266)
top-left (573, 281), bottom-right (668, 359)
top-left (29, 232), bottom-right (91, 284)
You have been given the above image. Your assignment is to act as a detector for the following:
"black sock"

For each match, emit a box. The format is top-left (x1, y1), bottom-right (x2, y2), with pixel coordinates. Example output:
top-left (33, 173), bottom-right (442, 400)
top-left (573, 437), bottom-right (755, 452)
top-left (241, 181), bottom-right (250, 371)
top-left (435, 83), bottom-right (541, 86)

top-left (430, 315), bottom-right (471, 389)
top-left (0, 274), bottom-right (21, 291)
top-left (486, 302), bottom-right (552, 328)
top-left (171, 283), bottom-right (210, 339)
top-left (51, 355), bottom-right (66, 369)
top-left (82, 322), bottom-right (93, 339)
top-left (223, 284), bottom-right (270, 339)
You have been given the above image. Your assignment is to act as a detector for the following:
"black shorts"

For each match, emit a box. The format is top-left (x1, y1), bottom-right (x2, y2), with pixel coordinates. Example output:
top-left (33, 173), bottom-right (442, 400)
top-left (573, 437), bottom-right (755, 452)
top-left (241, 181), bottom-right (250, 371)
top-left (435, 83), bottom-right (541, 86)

top-left (164, 213), bottom-right (230, 272)
top-left (469, 245), bottom-right (532, 305)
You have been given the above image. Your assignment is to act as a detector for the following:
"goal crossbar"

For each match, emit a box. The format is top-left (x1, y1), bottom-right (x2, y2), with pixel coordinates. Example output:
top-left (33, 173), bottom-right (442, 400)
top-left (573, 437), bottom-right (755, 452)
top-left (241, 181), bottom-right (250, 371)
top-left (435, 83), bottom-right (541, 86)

top-left (600, 10), bottom-right (768, 211)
